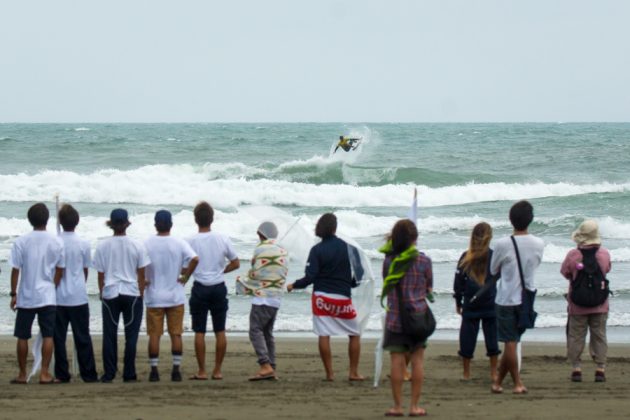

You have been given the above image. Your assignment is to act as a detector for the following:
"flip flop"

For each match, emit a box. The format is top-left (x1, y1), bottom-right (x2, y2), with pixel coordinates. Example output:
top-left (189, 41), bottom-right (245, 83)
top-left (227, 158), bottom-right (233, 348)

top-left (211, 375), bottom-right (223, 381)
top-left (39, 378), bottom-right (60, 385)
top-left (189, 375), bottom-right (208, 381)
top-left (248, 373), bottom-right (275, 382)
top-left (491, 385), bottom-right (503, 394)
top-left (348, 377), bottom-right (365, 382)
top-left (409, 409), bottom-right (428, 417)
top-left (384, 411), bottom-right (404, 417)
top-left (10, 378), bottom-right (27, 385)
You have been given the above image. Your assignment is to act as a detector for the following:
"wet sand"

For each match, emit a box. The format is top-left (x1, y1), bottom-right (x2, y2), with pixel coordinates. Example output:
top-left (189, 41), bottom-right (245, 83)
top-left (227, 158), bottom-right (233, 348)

top-left (0, 335), bottom-right (629, 419)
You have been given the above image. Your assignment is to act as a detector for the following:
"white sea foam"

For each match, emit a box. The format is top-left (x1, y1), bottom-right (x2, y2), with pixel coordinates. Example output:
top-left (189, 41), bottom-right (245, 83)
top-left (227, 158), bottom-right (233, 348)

top-left (1, 167), bottom-right (628, 208)
top-left (74, 127), bottom-right (91, 131)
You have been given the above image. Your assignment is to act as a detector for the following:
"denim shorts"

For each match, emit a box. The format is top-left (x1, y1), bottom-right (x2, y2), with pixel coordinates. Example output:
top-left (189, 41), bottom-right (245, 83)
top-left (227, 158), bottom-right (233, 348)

top-left (496, 304), bottom-right (522, 343)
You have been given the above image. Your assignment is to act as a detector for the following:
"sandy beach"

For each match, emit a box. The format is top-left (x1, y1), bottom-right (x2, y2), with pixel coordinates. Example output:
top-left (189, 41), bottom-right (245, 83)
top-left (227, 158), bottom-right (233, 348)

top-left (0, 335), bottom-right (628, 419)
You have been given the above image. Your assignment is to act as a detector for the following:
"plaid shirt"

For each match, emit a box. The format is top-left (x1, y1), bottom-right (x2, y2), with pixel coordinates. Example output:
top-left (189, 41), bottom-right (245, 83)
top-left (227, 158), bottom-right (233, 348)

top-left (384, 253), bottom-right (433, 333)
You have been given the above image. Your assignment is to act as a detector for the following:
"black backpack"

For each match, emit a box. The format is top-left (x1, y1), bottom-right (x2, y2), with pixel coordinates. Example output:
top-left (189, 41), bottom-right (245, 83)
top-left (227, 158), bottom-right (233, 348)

top-left (570, 248), bottom-right (610, 308)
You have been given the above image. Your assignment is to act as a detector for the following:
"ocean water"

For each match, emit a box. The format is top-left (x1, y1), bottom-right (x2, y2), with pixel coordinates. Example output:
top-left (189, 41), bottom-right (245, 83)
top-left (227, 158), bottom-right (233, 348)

top-left (1, 123), bottom-right (629, 340)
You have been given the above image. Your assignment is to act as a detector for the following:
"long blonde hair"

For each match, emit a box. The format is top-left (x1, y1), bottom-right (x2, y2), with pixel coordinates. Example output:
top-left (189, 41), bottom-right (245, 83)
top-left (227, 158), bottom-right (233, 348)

top-left (459, 222), bottom-right (492, 285)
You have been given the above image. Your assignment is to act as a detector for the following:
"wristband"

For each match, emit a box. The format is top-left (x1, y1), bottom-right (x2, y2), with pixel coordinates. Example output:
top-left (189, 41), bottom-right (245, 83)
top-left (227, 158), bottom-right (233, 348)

top-left (10, 291), bottom-right (17, 297)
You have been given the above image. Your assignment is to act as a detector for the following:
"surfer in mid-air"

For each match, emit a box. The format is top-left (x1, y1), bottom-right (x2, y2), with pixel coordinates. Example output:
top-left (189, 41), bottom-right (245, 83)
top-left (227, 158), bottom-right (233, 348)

top-left (334, 136), bottom-right (361, 153)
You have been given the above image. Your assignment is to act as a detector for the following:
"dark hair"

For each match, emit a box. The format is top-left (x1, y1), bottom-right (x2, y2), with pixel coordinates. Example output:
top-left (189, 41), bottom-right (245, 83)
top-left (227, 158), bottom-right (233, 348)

top-left (155, 221), bottom-right (172, 233)
top-left (27, 203), bottom-right (49, 228)
top-left (194, 201), bottom-right (214, 228)
top-left (106, 220), bottom-right (130, 234)
top-left (315, 213), bottom-right (337, 238)
top-left (509, 200), bottom-right (534, 231)
top-left (58, 204), bottom-right (79, 231)
top-left (390, 219), bottom-right (418, 255)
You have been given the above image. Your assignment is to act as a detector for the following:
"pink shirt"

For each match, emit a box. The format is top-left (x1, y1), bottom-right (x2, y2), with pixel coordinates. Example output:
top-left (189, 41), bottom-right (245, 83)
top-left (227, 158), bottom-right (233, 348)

top-left (560, 245), bottom-right (611, 315)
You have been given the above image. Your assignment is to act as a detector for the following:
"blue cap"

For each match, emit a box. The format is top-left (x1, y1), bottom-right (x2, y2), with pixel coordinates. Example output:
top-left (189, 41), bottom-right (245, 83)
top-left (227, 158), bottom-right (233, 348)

top-left (109, 208), bottom-right (129, 225)
top-left (154, 210), bottom-right (172, 227)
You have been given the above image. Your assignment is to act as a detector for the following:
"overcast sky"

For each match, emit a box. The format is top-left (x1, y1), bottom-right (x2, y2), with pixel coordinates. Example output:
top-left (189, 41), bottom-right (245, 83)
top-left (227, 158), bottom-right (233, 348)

top-left (1, 0), bottom-right (629, 122)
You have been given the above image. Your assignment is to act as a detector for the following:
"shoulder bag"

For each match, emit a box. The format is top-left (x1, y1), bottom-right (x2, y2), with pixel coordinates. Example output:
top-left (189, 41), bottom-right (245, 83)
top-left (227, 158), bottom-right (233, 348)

top-left (511, 236), bottom-right (537, 332)
top-left (395, 282), bottom-right (436, 340)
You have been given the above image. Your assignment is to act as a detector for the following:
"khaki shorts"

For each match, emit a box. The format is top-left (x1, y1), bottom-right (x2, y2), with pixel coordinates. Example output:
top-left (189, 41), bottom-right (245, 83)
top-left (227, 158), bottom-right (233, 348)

top-left (146, 305), bottom-right (185, 336)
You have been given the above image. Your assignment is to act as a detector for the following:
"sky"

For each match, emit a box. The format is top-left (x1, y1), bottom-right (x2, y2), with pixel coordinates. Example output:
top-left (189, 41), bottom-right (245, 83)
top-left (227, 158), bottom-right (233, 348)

top-left (1, 0), bottom-right (629, 122)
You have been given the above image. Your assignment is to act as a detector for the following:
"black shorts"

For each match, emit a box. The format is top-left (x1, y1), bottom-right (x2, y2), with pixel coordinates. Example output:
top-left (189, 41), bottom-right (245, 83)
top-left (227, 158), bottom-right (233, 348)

top-left (189, 282), bottom-right (228, 333)
top-left (382, 328), bottom-right (427, 353)
top-left (14, 306), bottom-right (56, 339)
top-left (496, 304), bottom-right (522, 343)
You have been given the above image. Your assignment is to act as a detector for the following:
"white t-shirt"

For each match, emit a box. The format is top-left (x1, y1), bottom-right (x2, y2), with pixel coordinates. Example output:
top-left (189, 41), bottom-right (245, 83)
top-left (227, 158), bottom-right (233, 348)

top-left (490, 234), bottom-right (545, 306)
top-left (93, 236), bottom-right (151, 300)
top-left (56, 232), bottom-right (91, 307)
top-left (186, 231), bottom-right (238, 286)
top-left (10, 231), bottom-right (65, 309)
top-left (144, 235), bottom-right (197, 308)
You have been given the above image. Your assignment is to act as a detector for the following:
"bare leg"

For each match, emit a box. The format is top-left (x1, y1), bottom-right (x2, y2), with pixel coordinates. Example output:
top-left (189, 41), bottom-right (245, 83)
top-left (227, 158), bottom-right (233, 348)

top-left (15, 339), bottom-right (28, 382)
top-left (148, 335), bottom-right (160, 359)
top-left (40, 337), bottom-right (54, 382)
top-left (409, 347), bottom-right (427, 416)
top-left (171, 334), bottom-right (183, 355)
top-left (404, 352), bottom-right (412, 381)
top-left (212, 331), bottom-right (226, 379)
top-left (387, 352), bottom-right (406, 416)
top-left (348, 335), bottom-right (364, 380)
top-left (490, 355), bottom-right (498, 383)
top-left (462, 357), bottom-right (472, 380)
top-left (494, 341), bottom-right (526, 393)
top-left (318, 336), bottom-right (334, 381)
top-left (193, 332), bottom-right (208, 378)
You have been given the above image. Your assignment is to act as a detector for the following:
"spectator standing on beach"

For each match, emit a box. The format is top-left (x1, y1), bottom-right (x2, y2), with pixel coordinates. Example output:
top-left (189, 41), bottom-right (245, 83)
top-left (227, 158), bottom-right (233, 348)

top-left (287, 213), bottom-right (364, 382)
top-left (9, 203), bottom-right (64, 384)
top-left (490, 200), bottom-right (544, 394)
top-left (93, 208), bottom-right (150, 383)
top-left (561, 220), bottom-right (611, 383)
top-left (187, 201), bottom-right (239, 380)
top-left (381, 219), bottom-right (432, 417)
top-left (453, 222), bottom-right (500, 382)
top-left (144, 210), bottom-right (199, 382)
top-left (237, 221), bottom-right (288, 381)
top-left (53, 204), bottom-right (98, 383)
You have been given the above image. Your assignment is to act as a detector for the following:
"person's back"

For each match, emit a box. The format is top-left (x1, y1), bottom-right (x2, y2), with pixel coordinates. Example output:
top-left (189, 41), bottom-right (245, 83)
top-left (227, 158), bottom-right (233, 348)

top-left (489, 200), bottom-right (544, 395)
top-left (94, 235), bottom-right (148, 299)
top-left (454, 250), bottom-right (496, 315)
top-left (145, 235), bottom-right (193, 307)
top-left (13, 231), bottom-right (64, 308)
top-left (93, 208), bottom-right (150, 383)
top-left (54, 203), bottom-right (98, 383)
top-left (491, 235), bottom-right (544, 305)
top-left (56, 232), bottom-right (90, 307)
top-left (295, 235), bottom-right (353, 297)
top-left (248, 239), bottom-right (288, 306)
top-left (187, 201), bottom-right (239, 381)
top-left (187, 231), bottom-right (237, 286)
top-left (384, 253), bottom-right (432, 333)
top-left (10, 202), bottom-right (64, 384)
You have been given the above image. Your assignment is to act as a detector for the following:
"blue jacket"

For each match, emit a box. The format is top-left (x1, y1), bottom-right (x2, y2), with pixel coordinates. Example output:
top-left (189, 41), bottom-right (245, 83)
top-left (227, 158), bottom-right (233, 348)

top-left (453, 250), bottom-right (497, 318)
top-left (293, 235), bottom-right (356, 298)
